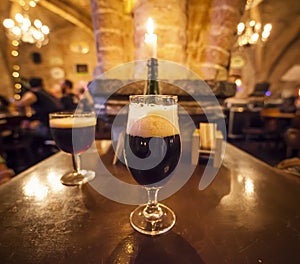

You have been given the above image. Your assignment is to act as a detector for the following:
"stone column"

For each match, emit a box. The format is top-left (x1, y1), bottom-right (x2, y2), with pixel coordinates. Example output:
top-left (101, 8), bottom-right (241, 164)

top-left (134, 0), bottom-right (187, 64)
top-left (187, 0), bottom-right (246, 80)
top-left (90, 0), bottom-right (134, 76)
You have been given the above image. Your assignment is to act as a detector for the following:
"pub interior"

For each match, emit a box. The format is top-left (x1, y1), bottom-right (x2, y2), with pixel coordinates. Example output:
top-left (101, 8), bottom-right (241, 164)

top-left (0, 0), bottom-right (300, 263)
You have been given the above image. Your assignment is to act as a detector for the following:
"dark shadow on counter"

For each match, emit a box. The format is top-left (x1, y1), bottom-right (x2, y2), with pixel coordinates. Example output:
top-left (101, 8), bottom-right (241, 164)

top-left (106, 231), bottom-right (205, 264)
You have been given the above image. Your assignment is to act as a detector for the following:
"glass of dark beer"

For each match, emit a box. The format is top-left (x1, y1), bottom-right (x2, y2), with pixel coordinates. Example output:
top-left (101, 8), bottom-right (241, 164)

top-left (49, 112), bottom-right (96, 186)
top-left (124, 95), bottom-right (181, 235)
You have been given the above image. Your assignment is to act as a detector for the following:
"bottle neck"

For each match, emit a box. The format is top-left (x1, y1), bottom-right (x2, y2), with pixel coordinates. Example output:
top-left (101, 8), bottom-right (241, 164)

top-left (145, 58), bottom-right (160, 95)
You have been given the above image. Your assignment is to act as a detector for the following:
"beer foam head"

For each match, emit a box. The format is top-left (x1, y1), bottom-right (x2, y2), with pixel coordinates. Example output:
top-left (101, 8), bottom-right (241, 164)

top-left (129, 114), bottom-right (179, 137)
top-left (127, 103), bottom-right (179, 133)
top-left (50, 117), bottom-right (96, 128)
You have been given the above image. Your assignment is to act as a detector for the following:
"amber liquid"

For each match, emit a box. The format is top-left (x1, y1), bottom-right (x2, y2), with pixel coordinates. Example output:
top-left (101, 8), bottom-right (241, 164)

top-left (50, 125), bottom-right (95, 154)
top-left (124, 133), bottom-right (181, 186)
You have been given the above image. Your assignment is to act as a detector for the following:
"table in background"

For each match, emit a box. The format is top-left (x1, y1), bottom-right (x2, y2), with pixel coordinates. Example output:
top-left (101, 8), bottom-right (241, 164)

top-left (260, 108), bottom-right (296, 119)
top-left (0, 140), bottom-right (299, 263)
top-left (0, 111), bottom-right (34, 171)
top-left (261, 108), bottom-right (298, 141)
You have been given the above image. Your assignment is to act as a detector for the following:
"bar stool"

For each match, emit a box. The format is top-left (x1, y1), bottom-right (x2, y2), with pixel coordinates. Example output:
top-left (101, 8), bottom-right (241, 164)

top-left (284, 128), bottom-right (300, 158)
top-left (242, 110), bottom-right (266, 142)
top-left (291, 115), bottom-right (300, 129)
top-left (0, 115), bottom-right (34, 173)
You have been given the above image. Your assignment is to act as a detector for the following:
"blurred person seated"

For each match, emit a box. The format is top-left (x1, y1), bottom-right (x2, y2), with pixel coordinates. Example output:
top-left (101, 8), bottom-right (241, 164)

top-left (293, 84), bottom-right (300, 112)
top-left (280, 96), bottom-right (297, 113)
top-left (77, 83), bottom-right (95, 113)
top-left (17, 77), bottom-right (64, 140)
top-left (60, 79), bottom-right (79, 111)
top-left (0, 154), bottom-right (15, 185)
top-left (0, 95), bottom-right (9, 113)
top-left (49, 84), bottom-right (63, 99)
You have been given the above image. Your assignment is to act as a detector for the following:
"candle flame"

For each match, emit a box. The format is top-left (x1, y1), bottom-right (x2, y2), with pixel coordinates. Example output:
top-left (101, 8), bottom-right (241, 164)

top-left (146, 17), bottom-right (155, 35)
top-left (145, 17), bottom-right (157, 58)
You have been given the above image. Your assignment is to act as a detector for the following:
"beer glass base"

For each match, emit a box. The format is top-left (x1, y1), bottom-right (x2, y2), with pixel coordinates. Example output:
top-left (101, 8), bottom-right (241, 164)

top-left (130, 203), bottom-right (176, 236)
top-left (60, 170), bottom-right (95, 186)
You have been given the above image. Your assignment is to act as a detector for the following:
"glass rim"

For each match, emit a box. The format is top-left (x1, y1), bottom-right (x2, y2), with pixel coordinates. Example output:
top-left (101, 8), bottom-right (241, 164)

top-left (129, 95), bottom-right (178, 99)
top-left (129, 95), bottom-right (178, 103)
top-left (49, 111), bottom-right (96, 118)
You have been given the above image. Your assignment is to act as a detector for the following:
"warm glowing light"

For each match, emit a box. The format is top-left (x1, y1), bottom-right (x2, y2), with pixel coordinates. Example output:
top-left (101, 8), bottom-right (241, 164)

top-left (15, 13), bottom-right (24, 23)
top-left (237, 18), bottom-right (272, 47)
top-left (3, 6), bottom-right (50, 48)
top-left (34, 19), bottom-right (42, 28)
top-left (13, 64), bottom-right (20, 70)
top-left (237, 174), bottom-right (243, 183)
top-left (237, 22), bottom-right (245, 34)
top-left (33, 30), bottom-right (43, 40)
top-left (235, 78), bottom-right (242, 86)
top-left (12, 26), bottom-right (21, 36)
top-left (41, 25), bottom-right (50, 34)
top-left (14, 94), bottom-right (21, 100)
top-left (29, 1), bottom-right (37, 7)
top-left (24, 177), bottom-right (48, 200)
top-left (264, 23), bottom-right (272, 32)
top-left (15, 83), bottom-right (22, 89)
top-left (146, 17), bottom-right (155, 35)
top-left (261, 31), bottom-right (270, 40)
top-left (249, 20), bottom-right (255, 27)
top-left (245, 178), bottom-right (254, 195)
top-left (11, 50), bottom-right (19, 56)
top-left (12, 72), bottom-right (19, 78)
top-left (254, 22), bottom-right (261, 31)
top-left (47, 173), bottom-right (64, 192)
top-left (23, 17), bottom-right (31, 28)
top-left (250, 32), bottom-right (259, 43)
top-left (3, 18), bottom-right (14, 28)
top-left (145, 17), bottom-right (157, 58)
top-left (12, 40), bottom-right (19, 46)
top-left (125, 242), bottom-right (134, 254)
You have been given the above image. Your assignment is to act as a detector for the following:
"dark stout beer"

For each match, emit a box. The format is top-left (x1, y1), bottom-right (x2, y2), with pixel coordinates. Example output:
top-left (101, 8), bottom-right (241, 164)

top-left (125, 134), bottom-right (180, 185)
top-left (50, 117), bottom-right (95, 154)
top-left (124, 114), bottom-right (181, 186)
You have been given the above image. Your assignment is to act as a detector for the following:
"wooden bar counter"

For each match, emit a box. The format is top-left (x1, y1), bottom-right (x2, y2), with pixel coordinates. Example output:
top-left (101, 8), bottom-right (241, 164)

top-left (0, 140), bottom-right (299, 263)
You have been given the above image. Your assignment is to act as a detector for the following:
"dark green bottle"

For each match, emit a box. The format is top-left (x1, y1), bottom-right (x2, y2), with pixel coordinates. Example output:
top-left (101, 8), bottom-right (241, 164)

top-left (145, 58), bottom-right (160, 95)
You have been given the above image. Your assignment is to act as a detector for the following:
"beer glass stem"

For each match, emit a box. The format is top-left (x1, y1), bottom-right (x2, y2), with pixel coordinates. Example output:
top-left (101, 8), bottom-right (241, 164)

top-left (72, 154), bottom-right (81, 173)
top-left (143, 187), bottom-right (163, 221)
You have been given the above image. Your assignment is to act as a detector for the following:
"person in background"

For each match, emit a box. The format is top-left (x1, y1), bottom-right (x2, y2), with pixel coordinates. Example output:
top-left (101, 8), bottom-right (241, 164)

top-left (0, 155), bottom-right (15, 185)
top-left (60, 79), bottom-right (79, 111)
top-left (0, 95), bottom-right (9, 113)
top-left (280, 96), bottom-right (297, 113)
top-left (17, 77), bottom-right (64, 139)
top-left (77, 82), bottom-right (95, 113)
top-left (49, 84), bottom-right (63, 99)
top-left (293, 84), bottom-right (300, 112)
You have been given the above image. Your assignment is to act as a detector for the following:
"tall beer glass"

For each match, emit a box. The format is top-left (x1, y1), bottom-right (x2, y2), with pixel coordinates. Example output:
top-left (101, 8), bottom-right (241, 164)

top-left (49, 112), bottom-right (96, 186)
top-left (124, 95), bottom-right (181, 235)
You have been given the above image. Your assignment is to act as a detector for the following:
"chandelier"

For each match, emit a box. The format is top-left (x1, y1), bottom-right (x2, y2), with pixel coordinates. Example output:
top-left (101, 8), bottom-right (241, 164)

top-left (2, 0), bottom-right (50, 48)
top-left (236, 0), bottom-right (272, 47)
top-left (237, 20), bottom-right (272, 47)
